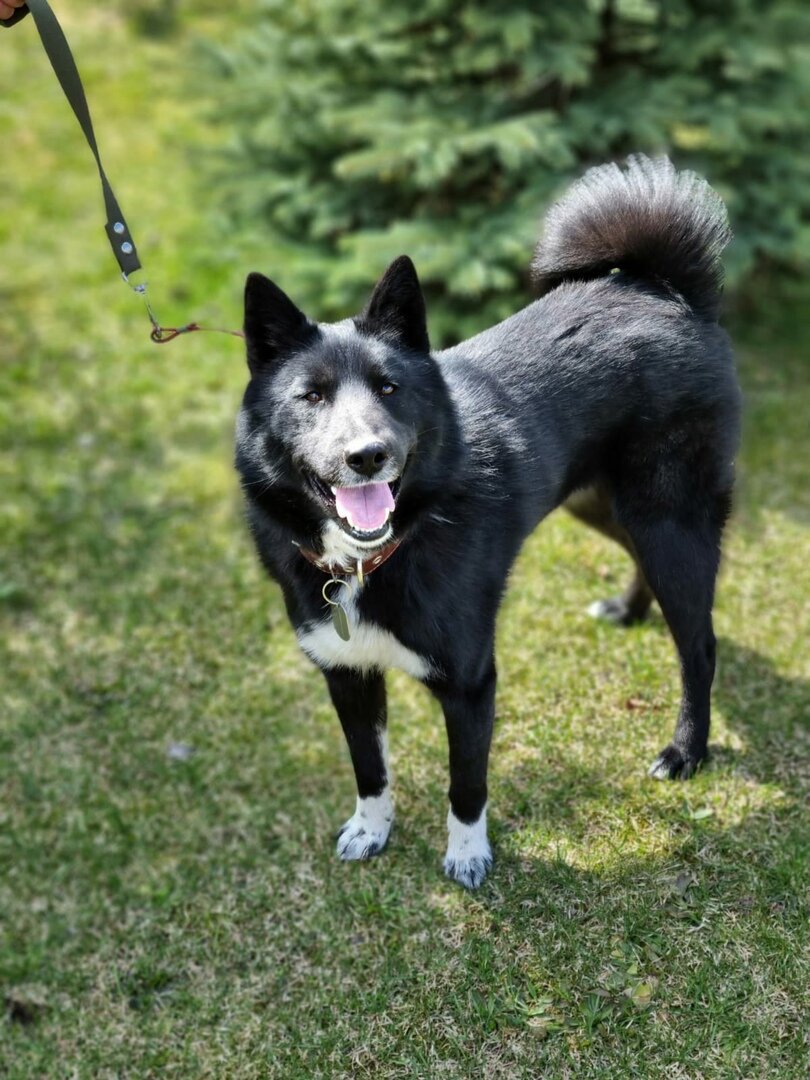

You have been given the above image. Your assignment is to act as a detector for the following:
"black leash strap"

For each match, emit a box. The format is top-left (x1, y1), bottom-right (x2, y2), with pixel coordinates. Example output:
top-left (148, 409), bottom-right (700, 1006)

top-left (3, 0), bottom-right (141, 276)
top-left (3, 2), bottom-right (246, 344)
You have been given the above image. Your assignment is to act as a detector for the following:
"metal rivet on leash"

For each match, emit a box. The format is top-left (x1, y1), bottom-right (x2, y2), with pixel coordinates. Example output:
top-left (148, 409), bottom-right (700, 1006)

top-left (322, 578), bottom-right (352, 641)
top-left (113, 222), bottom-right (125, 235)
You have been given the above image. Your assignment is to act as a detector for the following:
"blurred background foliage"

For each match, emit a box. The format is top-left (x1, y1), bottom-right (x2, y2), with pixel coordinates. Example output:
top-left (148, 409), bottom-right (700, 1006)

top-left (207, 0), bottom-right (810, 343)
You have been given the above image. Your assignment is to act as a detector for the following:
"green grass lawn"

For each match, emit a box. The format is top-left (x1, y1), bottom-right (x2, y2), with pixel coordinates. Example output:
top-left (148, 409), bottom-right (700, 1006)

top-left (1, 8), bottom-right (808, 1078)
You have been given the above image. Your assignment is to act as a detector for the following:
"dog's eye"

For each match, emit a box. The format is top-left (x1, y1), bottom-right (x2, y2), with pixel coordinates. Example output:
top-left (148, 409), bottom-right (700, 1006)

top-left (303, 390), bottom-right (323, 404)
top-left (380, 383), bottom-right (397, 396)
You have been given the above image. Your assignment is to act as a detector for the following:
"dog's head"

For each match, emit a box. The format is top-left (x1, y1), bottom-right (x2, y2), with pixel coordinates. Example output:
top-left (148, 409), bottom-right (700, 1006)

top-left (236, 256), bottom-right (454, 564)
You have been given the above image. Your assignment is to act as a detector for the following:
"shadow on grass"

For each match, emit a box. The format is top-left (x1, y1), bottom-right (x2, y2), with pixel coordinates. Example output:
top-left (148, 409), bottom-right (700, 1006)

top-left (412, 801), bottom-right (807, 1070)
top-left (2, 601), bottom-right (806, 1074)
top-left (220, 595), bottom-right (810, 842)
top-left (495, 625), bottom-right (809, 842)
top-left (712, 636), bottom-right (809, 788)
top-left (289, 793), bottom-right (808, 1072)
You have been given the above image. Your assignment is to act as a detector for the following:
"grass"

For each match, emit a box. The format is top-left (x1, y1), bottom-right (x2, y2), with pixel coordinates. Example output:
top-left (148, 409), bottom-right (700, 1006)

top-left (1, 7), bottom-right (808, 1077)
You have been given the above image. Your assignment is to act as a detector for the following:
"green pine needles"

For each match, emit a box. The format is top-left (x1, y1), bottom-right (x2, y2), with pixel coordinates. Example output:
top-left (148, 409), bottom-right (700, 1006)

top-left (213, 0), bottom-right (810, 342)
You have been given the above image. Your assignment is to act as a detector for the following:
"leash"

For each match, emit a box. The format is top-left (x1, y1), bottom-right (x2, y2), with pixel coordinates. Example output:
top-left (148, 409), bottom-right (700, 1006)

top-left (4, 1), bottom-right (401, 630)
top-left (2, 0), bottom-right (244, 346)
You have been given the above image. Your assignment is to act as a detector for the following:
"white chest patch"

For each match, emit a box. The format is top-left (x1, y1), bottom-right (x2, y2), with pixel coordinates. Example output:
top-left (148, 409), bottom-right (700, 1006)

top-left (297, 581), bottom-right (432, 679)
top-left (298, 616), bottom-right (433, 680)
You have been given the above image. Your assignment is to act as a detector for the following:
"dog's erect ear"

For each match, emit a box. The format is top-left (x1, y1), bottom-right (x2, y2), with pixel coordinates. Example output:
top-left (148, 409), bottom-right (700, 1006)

top-left (359, 255), bottom-right (430, 354)
top-left (243, 272), bottom-right (314, 375)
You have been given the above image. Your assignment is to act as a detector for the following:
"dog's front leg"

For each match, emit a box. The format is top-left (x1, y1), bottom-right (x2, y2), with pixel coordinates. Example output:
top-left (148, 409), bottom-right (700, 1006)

top-left (324, 667), bottom-right (393, 861)
top-left (434, 664), bottom-right (496, 889)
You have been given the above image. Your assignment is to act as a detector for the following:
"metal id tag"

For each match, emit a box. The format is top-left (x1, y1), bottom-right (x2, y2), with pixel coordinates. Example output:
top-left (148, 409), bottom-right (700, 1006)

top-left (322, 578), bottom-right (352, 641)
top-left (331, 601), bottom-right (351, 641)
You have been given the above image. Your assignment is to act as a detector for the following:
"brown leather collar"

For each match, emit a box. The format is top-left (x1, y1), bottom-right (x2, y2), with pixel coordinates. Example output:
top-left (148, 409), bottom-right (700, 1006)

top-left (298, 538), bottom-right (402, 582)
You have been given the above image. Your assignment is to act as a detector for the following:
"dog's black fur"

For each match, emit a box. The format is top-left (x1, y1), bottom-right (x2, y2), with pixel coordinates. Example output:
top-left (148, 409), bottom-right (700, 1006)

top-left (235, 156), bottom-right (741, 888)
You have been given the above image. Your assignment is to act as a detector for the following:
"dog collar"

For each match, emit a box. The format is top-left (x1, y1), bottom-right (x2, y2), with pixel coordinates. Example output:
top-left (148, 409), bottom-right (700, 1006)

top-left (297, 538), bottom-right (402, 586)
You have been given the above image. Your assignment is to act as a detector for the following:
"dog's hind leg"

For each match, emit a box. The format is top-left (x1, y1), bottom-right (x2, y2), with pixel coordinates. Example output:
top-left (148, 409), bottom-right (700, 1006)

top-left (614, 483), bottom-right (731, 780)
top-left (432, 661), bottom-right (497, 889)
top-left (324, 668), bottom-right (393, 860)
top-left (565, 485), bottom-right (654, 625)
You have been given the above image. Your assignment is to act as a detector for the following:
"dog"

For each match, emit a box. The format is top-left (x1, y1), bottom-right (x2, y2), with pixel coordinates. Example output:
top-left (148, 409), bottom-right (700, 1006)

top-left (235, 155), bottom-right (741, 889)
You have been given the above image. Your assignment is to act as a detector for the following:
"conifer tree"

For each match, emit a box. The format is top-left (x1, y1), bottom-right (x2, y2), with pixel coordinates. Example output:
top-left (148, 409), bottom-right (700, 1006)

top-left (215, 0), bottom-right (810, 341)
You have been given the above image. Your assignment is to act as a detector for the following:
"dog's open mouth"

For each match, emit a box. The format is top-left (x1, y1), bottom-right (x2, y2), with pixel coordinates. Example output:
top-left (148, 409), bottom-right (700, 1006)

top-left (306, 474), bottom-right (401, 542)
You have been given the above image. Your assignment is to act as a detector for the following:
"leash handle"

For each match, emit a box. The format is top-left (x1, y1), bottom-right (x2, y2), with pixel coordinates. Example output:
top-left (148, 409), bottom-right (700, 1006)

top-left (5, 0), bottom-right (245, 345)
top-left (0, 5), bottom-right (29, 29)
top-left (17, 0), bottom-right (141, 276)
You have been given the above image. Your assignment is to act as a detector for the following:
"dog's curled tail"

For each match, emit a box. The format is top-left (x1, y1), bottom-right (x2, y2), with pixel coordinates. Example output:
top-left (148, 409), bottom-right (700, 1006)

top-left (531, 154), bottom-right (731, 320)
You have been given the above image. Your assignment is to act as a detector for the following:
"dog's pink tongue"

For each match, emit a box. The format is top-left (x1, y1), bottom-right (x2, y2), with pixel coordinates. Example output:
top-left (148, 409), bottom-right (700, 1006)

top-left (334, 482), bottom-right (394, 531)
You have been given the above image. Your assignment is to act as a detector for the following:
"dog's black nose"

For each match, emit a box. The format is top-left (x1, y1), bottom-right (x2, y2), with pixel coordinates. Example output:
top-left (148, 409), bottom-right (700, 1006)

top-left (344, 441), bottom-right (389, 477)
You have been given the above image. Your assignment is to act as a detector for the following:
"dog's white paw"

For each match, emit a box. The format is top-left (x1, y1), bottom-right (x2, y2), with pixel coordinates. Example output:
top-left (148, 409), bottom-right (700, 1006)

top-left (444, 851), bottom-right (493, 890)
top-left (587, 597), bottom-right (630, 624)
top-left (587, 596), bottom-right (650, 627)
top-left (336, 789), bottom-right (393, 861)
top-left (443, 806), bottom-right (492, 889)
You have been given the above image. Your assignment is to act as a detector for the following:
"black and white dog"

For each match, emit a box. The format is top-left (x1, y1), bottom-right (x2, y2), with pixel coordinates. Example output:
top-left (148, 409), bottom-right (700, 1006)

top-left (235, 156), bottom-right (740, 888)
